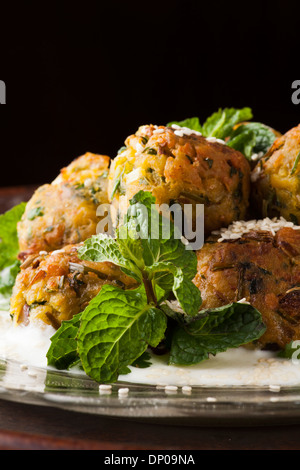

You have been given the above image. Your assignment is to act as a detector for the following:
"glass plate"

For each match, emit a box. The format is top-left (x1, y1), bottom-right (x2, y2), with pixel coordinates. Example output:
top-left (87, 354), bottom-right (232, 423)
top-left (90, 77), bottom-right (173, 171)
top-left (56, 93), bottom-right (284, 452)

top-left (1, 357), bottom-right (300, 426)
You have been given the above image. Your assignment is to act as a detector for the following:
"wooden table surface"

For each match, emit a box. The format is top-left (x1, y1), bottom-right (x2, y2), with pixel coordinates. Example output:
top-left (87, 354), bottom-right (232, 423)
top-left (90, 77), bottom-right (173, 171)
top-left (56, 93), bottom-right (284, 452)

top-left (1, 185), bottom-right (300, 450)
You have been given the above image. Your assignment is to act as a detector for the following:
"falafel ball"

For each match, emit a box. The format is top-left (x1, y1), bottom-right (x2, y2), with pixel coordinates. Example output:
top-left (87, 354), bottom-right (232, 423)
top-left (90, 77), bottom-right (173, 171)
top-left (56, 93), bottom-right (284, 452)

top-left (193, 222), bottom-right (300, 349)
top-left (108, 125), bottom-right (251, 236)
top-left (251, 124), bottom-right (300, 224)
top-left (18, 153), bottom-right (110, 256)
top-left (10, 244), bottom-right (137, 328)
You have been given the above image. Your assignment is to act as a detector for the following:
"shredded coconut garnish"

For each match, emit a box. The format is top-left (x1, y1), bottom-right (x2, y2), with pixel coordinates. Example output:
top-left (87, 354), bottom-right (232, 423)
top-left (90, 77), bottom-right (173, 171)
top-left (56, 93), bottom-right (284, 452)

top-left (171, 123), bottom-right (202, 137)
top-left (180, 235), bottom-right (189, 246)
top-left (237, 298), bottom-right (250, 304)
top-left (118, 387), bottom-right (129, 395)
top-left (251, 165), bottom-right (262, 182)
top-left (69, 262), bottom-right (85, 273)
top-left (170, 124), bottom-right (227, 145)
top-left (205, 136), bottom-right (226, 145)
top-left (251, 151), bottom-right (264, 161)
top-left (211, 216), bottom-right (300, 243)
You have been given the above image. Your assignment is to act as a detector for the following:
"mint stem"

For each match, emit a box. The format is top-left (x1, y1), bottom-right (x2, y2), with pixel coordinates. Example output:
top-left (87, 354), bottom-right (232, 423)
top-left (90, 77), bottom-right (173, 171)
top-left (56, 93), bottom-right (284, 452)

top-left (143, 277), bottom-right (158, 307)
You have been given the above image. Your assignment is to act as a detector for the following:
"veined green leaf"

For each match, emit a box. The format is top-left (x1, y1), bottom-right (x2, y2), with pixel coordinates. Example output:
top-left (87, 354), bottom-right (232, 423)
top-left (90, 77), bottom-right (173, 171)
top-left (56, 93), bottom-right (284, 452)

top-left (145, 261), bottom-right (201, 316)
top-left (169, 302), bottom-right (266, 365)
top-left (77, 233), bottom-right (142, 282)
top-left (167, 117), bottom-right (202, 133)
top-left (77, 285), bottom-right (167, 383)
top-left (0, 202), bottom-right (27, 310)
top-left (46, 312), bottom-right (82, 370)
top-left (202, 107), bottom-right (253, 139)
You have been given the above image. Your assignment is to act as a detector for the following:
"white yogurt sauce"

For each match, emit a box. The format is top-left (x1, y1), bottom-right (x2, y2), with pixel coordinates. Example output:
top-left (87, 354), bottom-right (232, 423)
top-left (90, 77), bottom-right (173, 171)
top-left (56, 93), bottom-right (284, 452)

top-left (0, 310), bottom-right (55, 368)
top-left (1, 310), bottom-right (300, 388)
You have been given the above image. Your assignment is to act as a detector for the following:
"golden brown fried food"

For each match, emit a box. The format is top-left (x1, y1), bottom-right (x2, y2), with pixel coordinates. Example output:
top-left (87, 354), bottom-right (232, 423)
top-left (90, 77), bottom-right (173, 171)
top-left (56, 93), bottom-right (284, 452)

top-left (10, 244), bottom-right (136, 328)
top-left (251, 124), bottom-right (300, 223)
top-left (108, 125), bottom-right (251, 235)
top-left (193, 225), bottom-right (300, 349)
top-left (18, 153), bottom-right (110, 256)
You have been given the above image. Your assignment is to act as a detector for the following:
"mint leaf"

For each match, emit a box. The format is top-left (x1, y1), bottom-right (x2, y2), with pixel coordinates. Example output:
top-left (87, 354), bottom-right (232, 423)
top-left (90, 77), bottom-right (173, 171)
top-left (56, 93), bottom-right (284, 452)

top-left (145, 261), bottom-right (201, 316)
top-left (0, 202), bottom-right (26, 269)
top-left (242, 122), bottom-right (276, 154)
top-left (132, 350), bottom-right (152, 368)
top-left (117, 226), bottom-right (146, 271)
top-left (46, 312), bottom-right (81, 370)
top-left (0, 260), bottom-right (21, 310)
top-left (78, 190), bottom-right (200, 315)
top-left (227, 122), bottom-right (276, 159)
top-left (0, 203), bottom-right (27, 310)
top-left (169, 302), bottom-right (266, 365)
top-left (124, 191), bottom-right (196, 272)
top-left (77, 233), bottom-right (142, 282)
top-left (226, 128), bottom-right (257, 159)
top-left (201, 107), bottom-right (253, 139)
top-left (77, 285), bottom-right (167, 383)
top-left (123, 190), bottom-right (162, 266)
top-left (278, 340), bottom-right (300, 359)
top-left (167, 110), bottom-right (274, 160)
top-left (167, 117), bottom-right (202, 133)
top-left (172, 271), bottom-right (202, 317)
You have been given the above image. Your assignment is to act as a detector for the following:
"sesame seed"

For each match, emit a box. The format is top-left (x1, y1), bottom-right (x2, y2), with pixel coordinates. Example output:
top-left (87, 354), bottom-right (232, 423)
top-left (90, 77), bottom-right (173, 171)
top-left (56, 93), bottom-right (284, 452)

top-left (180, 235), bottom-right (189, 246)
top-left (237, 298), bottom-right (250, 304)
top-left (269, 384), bottom-right (281, 392)
top-left (99, 384), bottom-right (112, 391)
top-left (118, 387), bottom-right (129, 395)
top-left (206, 397), bottom-right (217, 402)
top-left (99, 389), bottom-right (112, 395)
top-left (27, 369), bottom-right (37, 378)
top-left (206, 136), bottom-right (225, 145)
top-left (182, 386), bottom-right (192, 393)
top-left (51, 249), bottom-right (66, 255)
top-left (174, 130), bottom-right (184, 137)
top-left (214, 216), bottom-right (300, 243)
top-left (164, 385), bottom-right (178, 392)
top-left (171, 124), bottom-right (202, 137)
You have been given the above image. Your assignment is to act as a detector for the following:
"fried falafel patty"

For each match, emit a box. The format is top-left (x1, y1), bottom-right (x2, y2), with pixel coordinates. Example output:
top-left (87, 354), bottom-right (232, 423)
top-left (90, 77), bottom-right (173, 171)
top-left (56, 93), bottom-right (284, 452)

top-left (10, 244), bottom-right (136, 328)
top-left (108, 125), bottom-right (251, 235)
top-left (252, 124), bottom-right (300, 223)
top-left (193, 222), bottom-right (300, 349)
top-left (18, 153), bottom-right (110, 256)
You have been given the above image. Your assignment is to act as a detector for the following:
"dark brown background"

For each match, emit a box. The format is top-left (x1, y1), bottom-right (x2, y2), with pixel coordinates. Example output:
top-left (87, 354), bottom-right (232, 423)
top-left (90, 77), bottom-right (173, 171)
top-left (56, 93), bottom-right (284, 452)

top-left (0, 0), bottom-right (299, 187)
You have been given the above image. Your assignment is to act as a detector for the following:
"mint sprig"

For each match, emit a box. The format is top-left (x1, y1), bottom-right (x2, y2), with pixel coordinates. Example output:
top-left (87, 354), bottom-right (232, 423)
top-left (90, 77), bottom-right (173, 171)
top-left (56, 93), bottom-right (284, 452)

top-left (169, 302), bottom-right (266, 365)
top-left (168, 108), bottom-right (276, 160)
top-left (47, 191), bottom-right (266, 383)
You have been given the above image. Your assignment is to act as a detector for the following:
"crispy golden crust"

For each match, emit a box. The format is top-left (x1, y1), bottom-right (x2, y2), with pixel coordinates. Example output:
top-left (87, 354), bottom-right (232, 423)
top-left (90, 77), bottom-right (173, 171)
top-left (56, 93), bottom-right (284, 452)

top-left (193, 227), bottom-right (300, 349)
top-left (251, 124), bottom-right (300, 222)
top-left (108, 125), bottom-right (250, 235)
top-left (10, 244), bottom-right (137, 328)
top-left (18, 153), bottom-right (110, 256)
